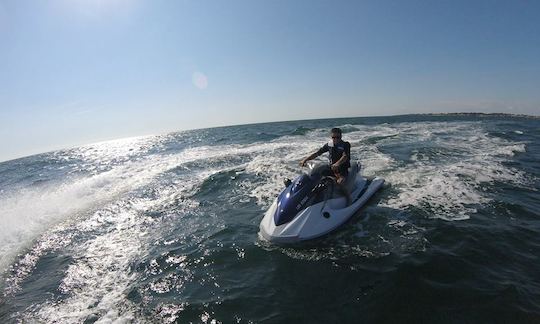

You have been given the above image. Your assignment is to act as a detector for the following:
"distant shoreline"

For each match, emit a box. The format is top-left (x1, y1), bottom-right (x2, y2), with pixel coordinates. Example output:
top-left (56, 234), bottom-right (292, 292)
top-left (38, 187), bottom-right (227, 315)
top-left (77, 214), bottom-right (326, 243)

top-left (419, 112), bottom-right (540, 119)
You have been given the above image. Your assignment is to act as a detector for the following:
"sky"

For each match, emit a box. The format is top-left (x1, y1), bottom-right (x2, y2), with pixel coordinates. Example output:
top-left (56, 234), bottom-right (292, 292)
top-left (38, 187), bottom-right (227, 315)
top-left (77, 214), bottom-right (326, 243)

top-left (1, 0), bottom-right (539, 162)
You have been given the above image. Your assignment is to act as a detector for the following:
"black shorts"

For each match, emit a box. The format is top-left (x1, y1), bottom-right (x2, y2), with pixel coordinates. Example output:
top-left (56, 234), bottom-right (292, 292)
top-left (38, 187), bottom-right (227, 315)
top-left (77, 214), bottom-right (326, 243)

top-left (321, 165), bottom-right (349, 178)
top-left (335, 165), bottom-right (349, 178)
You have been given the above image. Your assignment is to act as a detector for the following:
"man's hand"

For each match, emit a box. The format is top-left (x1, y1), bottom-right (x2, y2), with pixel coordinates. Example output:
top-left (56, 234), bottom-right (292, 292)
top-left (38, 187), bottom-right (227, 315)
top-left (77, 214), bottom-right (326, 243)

top-left (331, 163), bottom-right (339, 172)
top-left (299, 159), bottom-right (306, 167)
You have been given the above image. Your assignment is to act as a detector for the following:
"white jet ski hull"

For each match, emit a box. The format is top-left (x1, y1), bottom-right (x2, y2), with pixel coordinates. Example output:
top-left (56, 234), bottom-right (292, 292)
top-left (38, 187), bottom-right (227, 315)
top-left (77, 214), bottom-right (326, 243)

top-left (259, 164), bottom-right (384, 243)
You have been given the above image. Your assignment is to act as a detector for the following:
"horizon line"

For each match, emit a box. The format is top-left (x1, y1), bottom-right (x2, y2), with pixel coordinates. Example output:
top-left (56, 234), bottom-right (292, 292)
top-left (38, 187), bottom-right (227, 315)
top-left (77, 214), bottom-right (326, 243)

top-left (1, 111), bottom-right (538, 164)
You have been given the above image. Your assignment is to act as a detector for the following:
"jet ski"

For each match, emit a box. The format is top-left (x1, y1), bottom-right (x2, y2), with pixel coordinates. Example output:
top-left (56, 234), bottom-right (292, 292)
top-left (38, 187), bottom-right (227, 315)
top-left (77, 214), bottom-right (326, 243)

top-left (259, 161), bottom-right (384, 243)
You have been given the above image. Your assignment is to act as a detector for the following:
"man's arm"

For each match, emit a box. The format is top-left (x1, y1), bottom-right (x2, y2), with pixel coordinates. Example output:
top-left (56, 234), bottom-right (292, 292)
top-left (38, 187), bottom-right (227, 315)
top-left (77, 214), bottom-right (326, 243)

top-left (300, 151), bottom-right (320, 167)
top-left (300, 144), bottom-right (327, 166)
top-left (331, 151), bottom-right (348, 171)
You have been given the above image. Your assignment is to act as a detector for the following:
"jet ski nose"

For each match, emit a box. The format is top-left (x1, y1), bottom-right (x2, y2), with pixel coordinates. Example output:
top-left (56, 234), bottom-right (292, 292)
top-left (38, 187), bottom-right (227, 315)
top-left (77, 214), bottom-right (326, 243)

top-left (274, 174), bottom-right (317, 226)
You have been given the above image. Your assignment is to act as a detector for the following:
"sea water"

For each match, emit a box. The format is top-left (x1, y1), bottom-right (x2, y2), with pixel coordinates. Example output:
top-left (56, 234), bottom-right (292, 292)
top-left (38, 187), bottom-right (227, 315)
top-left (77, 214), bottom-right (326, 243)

top-left (0, 114), bottom-right (538, 323)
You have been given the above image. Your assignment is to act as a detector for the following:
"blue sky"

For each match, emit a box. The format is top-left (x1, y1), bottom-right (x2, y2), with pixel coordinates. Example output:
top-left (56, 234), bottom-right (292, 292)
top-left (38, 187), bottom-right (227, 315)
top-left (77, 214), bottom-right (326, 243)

top-left (1, 0), bottom-right (539, 161)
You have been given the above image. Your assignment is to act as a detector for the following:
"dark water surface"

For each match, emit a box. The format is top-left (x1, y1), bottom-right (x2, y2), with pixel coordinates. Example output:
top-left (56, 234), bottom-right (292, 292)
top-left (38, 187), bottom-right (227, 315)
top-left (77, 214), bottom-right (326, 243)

top-left (1, 114), bottom-right (539, 323)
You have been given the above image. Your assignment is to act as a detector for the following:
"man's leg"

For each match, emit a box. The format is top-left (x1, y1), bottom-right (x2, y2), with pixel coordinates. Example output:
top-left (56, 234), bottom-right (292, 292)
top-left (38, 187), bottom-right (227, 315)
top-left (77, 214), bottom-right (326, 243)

top-left (335, 172), bottom-right (351, 205)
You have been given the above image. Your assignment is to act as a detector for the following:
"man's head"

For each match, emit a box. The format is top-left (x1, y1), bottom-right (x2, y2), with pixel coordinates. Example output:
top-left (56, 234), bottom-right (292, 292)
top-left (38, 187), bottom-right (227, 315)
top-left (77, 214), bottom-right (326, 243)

top-left (331, 127), bottom-right (342, 144)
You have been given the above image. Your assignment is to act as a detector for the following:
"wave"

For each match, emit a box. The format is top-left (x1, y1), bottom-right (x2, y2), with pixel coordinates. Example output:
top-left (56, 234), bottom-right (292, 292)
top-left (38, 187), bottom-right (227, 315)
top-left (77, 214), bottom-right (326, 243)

top-left (2, 120), bottom-right (529, 277)
top-left (376, 122), bottom-right (530, 220)
top-left (1, 117), bottom-right (537, 322)
top-left (336, 124), bottom-right (361, 133)
top-left (0, 153), bottom-right (191, 281)
top-left (290, 126), bottom-right (314, 136)
top-left (9, 168), bottom-right (210, 322)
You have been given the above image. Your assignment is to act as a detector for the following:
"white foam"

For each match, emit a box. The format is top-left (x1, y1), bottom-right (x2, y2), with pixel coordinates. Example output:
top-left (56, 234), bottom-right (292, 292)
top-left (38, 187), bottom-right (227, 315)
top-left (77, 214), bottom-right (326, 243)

top-left (35, 198), bottom-right (153, 322)
top-left (18, 169), bottom-right (207, 323)
top-left (0, 153), bottom-right (184, 274)
top-left (377, 122), bottom-right (529, 220)
top-left (245, 121), bottom-right (530, 221)
top-left (10, 141), bottom-right (293, 321)
top-left (0, 138), bottom-right (302, 276)
top-left (383, 165), bottom-right (486, 220)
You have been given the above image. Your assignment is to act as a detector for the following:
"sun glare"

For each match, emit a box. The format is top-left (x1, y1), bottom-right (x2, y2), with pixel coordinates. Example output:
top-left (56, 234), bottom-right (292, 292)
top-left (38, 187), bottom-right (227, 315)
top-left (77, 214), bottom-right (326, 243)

top-left (192, 72), bottom-right (209, 90)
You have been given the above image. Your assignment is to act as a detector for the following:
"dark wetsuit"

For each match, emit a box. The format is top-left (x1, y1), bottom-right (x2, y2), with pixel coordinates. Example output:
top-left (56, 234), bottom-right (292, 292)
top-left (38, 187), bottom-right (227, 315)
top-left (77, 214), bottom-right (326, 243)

top-left (317, 140), bottom-right (351, 177)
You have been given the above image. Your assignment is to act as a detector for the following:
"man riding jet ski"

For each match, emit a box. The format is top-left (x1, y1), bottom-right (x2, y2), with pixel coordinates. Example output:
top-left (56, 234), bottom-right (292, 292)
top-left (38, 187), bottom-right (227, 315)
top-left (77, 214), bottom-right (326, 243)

top-left (259, 128), bottom-right (384, 243)
top-left (300, 127), bottom-right (353, 204)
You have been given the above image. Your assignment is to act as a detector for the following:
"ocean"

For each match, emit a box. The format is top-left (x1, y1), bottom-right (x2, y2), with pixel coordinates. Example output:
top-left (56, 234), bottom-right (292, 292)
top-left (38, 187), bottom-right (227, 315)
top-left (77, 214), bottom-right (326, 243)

top-left (0, 114), bottom-right (539, 323)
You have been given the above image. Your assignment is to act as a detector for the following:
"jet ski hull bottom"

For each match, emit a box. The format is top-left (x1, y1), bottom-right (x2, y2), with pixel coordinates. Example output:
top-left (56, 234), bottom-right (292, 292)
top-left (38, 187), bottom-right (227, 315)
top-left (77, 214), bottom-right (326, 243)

top-left (259, 171), bottom-right (384, 244)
